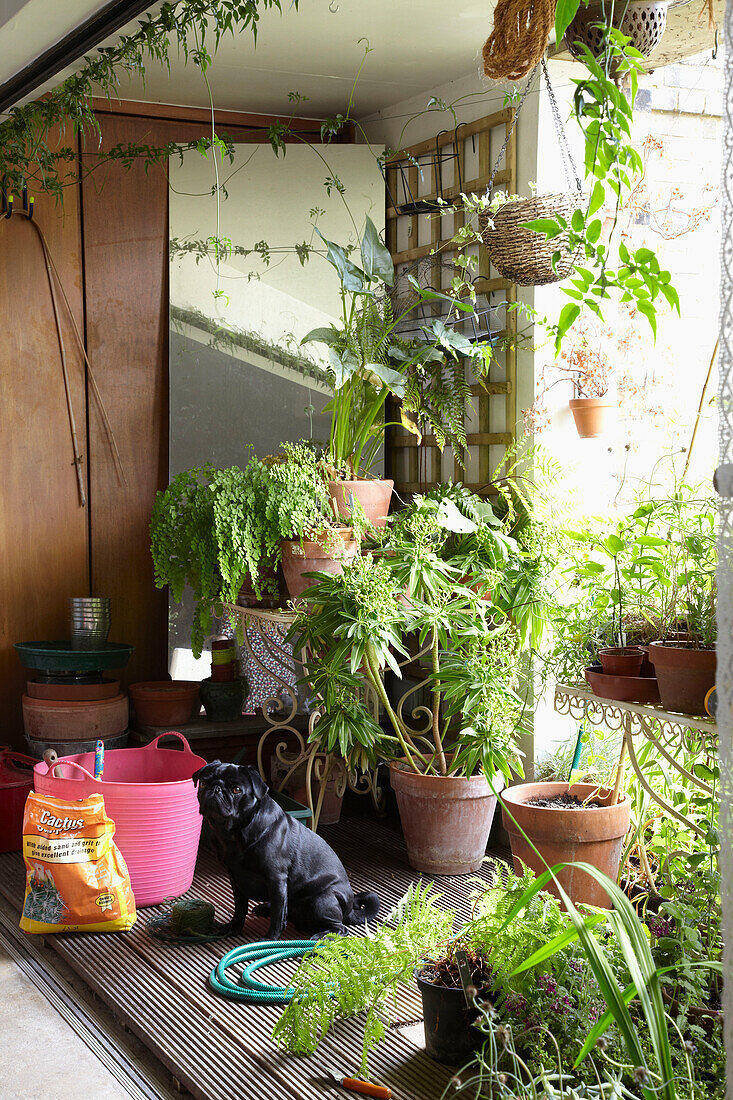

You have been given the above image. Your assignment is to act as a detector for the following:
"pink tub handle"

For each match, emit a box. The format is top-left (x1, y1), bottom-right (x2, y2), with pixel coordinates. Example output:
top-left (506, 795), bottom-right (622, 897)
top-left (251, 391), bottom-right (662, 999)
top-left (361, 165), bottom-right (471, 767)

top-left (146, 731), bottom-right (195, 754)
top-left (51, 759), bottom-right (99, 782)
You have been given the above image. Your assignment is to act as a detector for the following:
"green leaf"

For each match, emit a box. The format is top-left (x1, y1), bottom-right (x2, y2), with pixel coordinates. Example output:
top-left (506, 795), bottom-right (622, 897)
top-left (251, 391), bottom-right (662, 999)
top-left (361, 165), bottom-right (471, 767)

top-left (588, 180), bottom-right (605, 215)
top-left (364, 361), bottom-right (406, 398)
top-left (555, 0), bottom-right (582, 45)
top-left (521, 217), bottom-right (565, 239)
top-left (636, 298), bottom-right (658, 339)
top-left (301, 326), bottom-right (341, 347)
top-left (360, 216), bottom-right (394, 285)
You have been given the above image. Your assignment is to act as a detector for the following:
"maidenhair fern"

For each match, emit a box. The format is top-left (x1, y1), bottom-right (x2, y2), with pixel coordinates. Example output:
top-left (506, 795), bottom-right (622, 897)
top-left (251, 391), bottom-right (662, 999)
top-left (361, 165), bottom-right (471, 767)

top-left (272, 883), bottom-right (453, 1073)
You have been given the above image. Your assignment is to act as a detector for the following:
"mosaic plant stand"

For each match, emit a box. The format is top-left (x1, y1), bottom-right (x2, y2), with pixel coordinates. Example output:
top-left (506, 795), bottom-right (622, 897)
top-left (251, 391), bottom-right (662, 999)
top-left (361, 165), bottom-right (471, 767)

top-left (223, 603), bottom-right (384, 830)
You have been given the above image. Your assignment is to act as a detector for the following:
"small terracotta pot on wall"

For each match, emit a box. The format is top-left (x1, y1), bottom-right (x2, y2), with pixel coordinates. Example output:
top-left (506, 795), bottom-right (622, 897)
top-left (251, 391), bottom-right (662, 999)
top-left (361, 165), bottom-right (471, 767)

top-left (280, 529), bottom-right (358, 599)
top-left (500, 781), bottom-right (631, 909)
top-left (389, 760), bottom-right (504, 875)
top-left (569, 397), bottom-right (611, 438)
top-left (647, 641), bottom-right (716, 716)
top-left (328, 479), bottom-right (395, 529)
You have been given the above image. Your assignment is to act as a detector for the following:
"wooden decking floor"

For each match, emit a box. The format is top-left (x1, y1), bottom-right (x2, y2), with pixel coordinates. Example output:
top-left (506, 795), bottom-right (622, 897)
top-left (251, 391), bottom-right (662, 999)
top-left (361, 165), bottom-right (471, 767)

top-left (0, 818), bottom-right (503, 1100)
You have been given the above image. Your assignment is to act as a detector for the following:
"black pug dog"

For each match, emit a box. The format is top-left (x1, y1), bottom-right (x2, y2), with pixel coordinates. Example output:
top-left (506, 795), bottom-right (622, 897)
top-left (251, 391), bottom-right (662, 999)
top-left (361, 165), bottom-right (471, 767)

top-left (194, 760), bottom-right (380, 939)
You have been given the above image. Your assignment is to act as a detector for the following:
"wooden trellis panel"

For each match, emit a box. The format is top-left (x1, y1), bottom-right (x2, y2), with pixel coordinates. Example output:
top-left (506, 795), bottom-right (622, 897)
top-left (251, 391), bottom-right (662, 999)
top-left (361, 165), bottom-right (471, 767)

top-left (384, 107), bottom-right (518, 497)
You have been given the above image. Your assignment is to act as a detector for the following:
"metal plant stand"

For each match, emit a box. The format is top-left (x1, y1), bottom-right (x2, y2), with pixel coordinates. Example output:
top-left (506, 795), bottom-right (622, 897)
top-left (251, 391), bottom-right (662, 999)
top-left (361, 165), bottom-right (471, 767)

top-left (223, 603), bottom-right (384, 829)
top-left (553, 682), bottom-right (718, 841)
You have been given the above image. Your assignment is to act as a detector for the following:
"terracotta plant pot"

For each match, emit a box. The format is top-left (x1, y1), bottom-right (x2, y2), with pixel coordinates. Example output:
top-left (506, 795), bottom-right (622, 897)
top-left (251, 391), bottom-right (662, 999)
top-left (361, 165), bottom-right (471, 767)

top-left (21, 693), bottom-right (129, 741)
top-left (237, 564), bottom-right (286, 609)
top-left (585, 666), bottom-right (660, 705)
top-left (500, 781), bottom-right (631, 909)
top-left (389, 760), bottom-right (504, 875)
top-left (26, 678), bottom-right (120, 701)
top-left (598, 646), bottom-right (644, 677)
top-left (280, 529), bottom-right (358, 599)
top-left (569, 398), bottom-right (612, 438)
top-left (647, 641), bottom-right (716, 716)
top-left (328, 478), bottom-right (394, 530)
top-left (200, 677), bottom-right (246, 722)
top-left (129, 681), bottom-right (201, 727)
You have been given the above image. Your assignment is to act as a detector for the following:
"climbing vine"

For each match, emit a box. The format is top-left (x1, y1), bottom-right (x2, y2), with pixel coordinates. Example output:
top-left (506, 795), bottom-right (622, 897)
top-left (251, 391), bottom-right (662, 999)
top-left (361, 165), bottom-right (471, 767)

top-left (0, 0), bottom-right (296, 198)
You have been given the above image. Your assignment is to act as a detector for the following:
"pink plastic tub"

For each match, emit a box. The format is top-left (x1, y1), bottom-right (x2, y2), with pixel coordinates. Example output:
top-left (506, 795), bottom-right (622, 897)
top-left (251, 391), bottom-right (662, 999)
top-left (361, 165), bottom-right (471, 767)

top-left (34, 732), bottom-right (206, 907)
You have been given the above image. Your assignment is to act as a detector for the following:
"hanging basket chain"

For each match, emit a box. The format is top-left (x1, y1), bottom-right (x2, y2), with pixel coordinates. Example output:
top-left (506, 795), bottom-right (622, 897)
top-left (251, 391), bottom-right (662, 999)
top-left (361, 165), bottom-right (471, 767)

top-left (478, 64), bottom-right (584, 287)
top-left (484, 65), bottom-right (541, 198)
top-left (541, 58), bottom-right (584, 194)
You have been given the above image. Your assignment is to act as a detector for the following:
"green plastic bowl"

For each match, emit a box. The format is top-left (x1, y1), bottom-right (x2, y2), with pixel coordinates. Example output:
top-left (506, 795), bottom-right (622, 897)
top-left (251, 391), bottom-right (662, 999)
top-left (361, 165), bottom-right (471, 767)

top-left (14, 641), bottom-right (134, 673)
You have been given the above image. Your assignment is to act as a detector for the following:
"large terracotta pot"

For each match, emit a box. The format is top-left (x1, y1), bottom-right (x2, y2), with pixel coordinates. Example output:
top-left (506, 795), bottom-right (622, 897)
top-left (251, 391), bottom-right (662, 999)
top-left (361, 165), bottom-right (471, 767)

top-left (500, 781), bottom-right (631, 909)
top-left (22, 693), bottom-right (129, 741)
top-left (647, 641), bottom-right (716, 716)
top-left (280, 529), bottom-right (358, 599)
top-left (389, 761), bottom-right (504, 875)
top-left (569, 397), bottom-right (611, 438)
top-left (328, 479), bottom-right (394, 529)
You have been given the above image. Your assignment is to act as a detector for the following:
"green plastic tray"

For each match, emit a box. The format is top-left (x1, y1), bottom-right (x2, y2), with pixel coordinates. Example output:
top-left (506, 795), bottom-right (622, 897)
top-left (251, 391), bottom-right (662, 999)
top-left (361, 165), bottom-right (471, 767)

top-left (271, 789), bottom-right (313, 823)
top-left (14, 641), bottom-right (135, 673)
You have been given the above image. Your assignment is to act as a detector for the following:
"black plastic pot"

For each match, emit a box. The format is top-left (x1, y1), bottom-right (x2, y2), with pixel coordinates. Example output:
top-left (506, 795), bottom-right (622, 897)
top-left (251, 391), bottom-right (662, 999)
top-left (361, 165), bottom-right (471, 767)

top-left (415, 967), bottom-right (483, 1065)
top-left (199, 676), bottom-right (246, 722)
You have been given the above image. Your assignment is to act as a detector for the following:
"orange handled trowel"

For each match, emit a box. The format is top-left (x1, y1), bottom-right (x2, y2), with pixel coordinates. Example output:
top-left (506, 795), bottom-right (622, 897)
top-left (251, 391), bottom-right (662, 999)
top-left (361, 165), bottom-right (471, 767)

top-left (325, 1067), bottom-right (392, 1099)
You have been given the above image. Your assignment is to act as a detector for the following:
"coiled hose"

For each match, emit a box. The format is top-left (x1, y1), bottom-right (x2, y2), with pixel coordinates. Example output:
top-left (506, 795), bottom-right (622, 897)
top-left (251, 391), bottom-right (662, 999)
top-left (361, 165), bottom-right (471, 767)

top-left (209, 940), bottom-right (318, 1004)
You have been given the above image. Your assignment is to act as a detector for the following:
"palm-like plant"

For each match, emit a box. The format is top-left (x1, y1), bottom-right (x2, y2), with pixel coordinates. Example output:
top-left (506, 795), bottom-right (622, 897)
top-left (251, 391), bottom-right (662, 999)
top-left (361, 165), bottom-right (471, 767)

top-left (302, 217), bottom-right (490, 476)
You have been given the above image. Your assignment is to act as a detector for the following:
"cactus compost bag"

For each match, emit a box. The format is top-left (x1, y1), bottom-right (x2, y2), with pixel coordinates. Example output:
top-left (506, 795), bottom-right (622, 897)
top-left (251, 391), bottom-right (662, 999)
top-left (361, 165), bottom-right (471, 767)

top-left (20, 791), bottom-right (136, 933)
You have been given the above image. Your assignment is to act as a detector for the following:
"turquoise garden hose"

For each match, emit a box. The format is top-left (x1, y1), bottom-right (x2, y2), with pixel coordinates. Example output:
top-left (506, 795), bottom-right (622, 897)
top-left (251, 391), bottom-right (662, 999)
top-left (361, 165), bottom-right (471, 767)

top-left (209, 940), bottom-right (318, 1003)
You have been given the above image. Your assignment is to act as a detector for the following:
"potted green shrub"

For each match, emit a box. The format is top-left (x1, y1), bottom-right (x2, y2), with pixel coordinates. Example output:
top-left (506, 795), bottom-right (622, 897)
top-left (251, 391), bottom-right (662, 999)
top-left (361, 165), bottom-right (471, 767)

top-left (150, 445), bottom-right (360, 656)
top-left (150, 456), bottom-right (279, 657)
top-left (302, 217), bottom-right (489, 528)
top-left (645, 498), bottom-right (717, 715)
top-left (293, 492), bottom-right (529, 875)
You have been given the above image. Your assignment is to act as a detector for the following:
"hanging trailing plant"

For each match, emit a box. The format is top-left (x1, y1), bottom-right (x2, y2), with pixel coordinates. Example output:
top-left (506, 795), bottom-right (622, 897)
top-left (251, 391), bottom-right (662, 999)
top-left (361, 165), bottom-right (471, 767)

top-left (0, 1), bottom-right (295, 199)
top-left (524, 24), bottom-right (680, 352)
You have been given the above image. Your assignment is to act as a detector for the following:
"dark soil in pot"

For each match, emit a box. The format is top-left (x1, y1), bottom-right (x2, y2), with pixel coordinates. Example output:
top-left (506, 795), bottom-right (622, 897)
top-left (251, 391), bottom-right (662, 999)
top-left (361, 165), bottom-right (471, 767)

top-left (524, 792), bottom-right (604, 810)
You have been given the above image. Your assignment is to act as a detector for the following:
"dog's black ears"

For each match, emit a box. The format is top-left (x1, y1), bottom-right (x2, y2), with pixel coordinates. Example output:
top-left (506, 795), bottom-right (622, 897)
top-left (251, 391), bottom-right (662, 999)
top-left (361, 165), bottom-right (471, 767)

top-left (192, 760), bottom-right (221, 785)
top-left (248, 766), bottom-right (268, 800)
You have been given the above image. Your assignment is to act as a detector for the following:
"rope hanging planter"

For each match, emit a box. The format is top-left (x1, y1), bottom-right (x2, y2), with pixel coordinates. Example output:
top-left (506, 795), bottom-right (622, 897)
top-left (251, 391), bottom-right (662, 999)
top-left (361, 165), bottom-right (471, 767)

top-left (479, 63), bottom-right (585, 288)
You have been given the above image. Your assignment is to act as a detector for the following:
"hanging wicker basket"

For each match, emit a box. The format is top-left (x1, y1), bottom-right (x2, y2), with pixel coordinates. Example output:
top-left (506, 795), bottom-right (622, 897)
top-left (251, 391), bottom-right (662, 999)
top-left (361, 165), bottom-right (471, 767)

top-left (565, 0), bottom-right (668, 61)
top-left (479, 192), bottom-right (583, 287)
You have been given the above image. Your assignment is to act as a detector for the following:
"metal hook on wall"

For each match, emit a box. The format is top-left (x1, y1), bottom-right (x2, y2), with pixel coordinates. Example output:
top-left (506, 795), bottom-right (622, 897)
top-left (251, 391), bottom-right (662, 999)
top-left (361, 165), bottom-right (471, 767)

top-left (1, 180), bottom-right (33, 220)
top-left (328, 0), bottom-right (339, 11)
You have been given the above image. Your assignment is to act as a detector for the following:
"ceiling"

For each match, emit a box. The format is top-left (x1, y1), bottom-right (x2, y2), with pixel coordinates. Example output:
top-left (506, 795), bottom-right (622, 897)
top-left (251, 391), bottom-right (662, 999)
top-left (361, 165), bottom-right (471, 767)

top-left (1, 0), bottom-right (721, 121)
top-left (2, 0), bottom-right (496, 118)
top-left (0, 0), bottom-right (116, 88)
top-left (114, 0), bottom-right (497, 117)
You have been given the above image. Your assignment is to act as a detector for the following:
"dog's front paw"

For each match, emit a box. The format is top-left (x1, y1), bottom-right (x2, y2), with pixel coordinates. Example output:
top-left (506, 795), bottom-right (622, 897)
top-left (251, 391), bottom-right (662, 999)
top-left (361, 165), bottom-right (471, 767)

top-left (216, 919), bottom-right (246, 936)
top-left (267, 922), bottom-right (285, 940)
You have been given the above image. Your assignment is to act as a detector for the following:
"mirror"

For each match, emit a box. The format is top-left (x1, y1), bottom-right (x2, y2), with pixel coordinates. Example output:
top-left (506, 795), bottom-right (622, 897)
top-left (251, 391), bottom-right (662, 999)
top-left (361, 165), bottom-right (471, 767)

top-left (168, 142), bottom-right (384, 667)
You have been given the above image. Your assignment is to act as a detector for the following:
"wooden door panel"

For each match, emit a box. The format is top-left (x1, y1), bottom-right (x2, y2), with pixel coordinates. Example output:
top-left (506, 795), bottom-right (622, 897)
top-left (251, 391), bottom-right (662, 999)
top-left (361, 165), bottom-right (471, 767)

top-left (0, 197), bottom-right (88, 747)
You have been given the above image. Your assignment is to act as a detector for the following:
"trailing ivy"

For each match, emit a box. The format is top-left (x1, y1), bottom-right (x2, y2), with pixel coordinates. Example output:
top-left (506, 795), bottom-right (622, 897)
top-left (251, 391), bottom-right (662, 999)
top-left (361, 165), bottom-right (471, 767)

top-left (524, 30), bottom-right (680, 352)
top-left (0, 1), bottom-right (294, 198)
